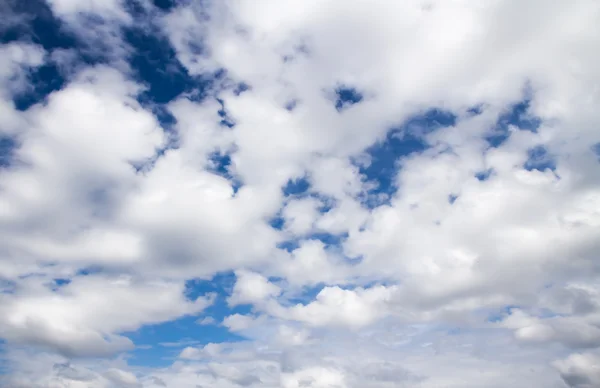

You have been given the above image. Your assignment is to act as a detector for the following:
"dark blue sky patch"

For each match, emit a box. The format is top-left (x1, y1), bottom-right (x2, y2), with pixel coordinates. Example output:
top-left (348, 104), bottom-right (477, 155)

top-left (151, 0), bottom-right (181, 11)
top-left (121, 0), bottom-right (217, 106)
top-left (448, 194), bottom-right (458, 204)
top-left (233, 82), bottom-right (250, 96)
top-left (124, 25), bottom-right (196, 104)
top-left (184, 69), bottom-right (227, 102)
top-left (404, 108), bottom-right (457, 136)
top-left (467, 104), bottom-right (484, 116)
top-left (184, 274), bottom-right (252, 316)
top-left (486, 98), bottom-right (541, 148)
top-left (13, 62), bottom-right (66, 111)
top-left (357, 108), bottom-right (456, 207)
top-left (485, 131), bottom-right (510, 148)
top-left (282, 176), bottom-right (310, 197)
top-left (0, 136), bottom-right (17, 168)
top-left (123, 315), bottom-right (245, 368)
top-left (207, 150), bottom-right (242, 193)
top-left (219, 118), bottom-right (235, 128)
top-left (50, 278), bottom-right (71, 291)
top-left (277, 239), bottom-right (300, 252)
top-left (475, 168), bottom-right (493, 181)
top-left (0, 279), bottom-right (16, 295)
top-left (53, 278), bottom-right (71, 286)
top-left (269, 214), bottom-right (285, 231)
top-left (208, 151), bottom-right (232, 176)
top-left (76, 266), bottom-right (104, 276)
top-left (359, 132), bottom-right (427, 200)
top-left (505, 99), bottom-right (541, 132)
top-left (309, 231), bottom-right (347, 248)
top-left (184, 272), bottom-right (234, 301)
top-left (0, 0), bottom-right (77, 50)
top-left (149, 104), bottom-right (179, 135)
top-left (152, 0), bottom-right (181, 11)
top-left (486, 305), bottom-right (520, 323)
top-left (524, 145), bottom-right (556, 172)
top-left (1, 0), bottom-right (108, 110)
top-left (277, 232), bottom-right (347, 254)
top-left (334, 86), bottom-right (363, 112)
top-left (216, 98), bottom-right (236, 128)
top-left (285, 99), bottom-right (298, 111)
top-left (591, 143), bottom-right (600, 162)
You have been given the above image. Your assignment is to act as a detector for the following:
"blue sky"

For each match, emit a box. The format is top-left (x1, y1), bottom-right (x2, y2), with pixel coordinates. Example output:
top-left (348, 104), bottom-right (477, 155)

top-left (1, 1), bottom-right (600, 387)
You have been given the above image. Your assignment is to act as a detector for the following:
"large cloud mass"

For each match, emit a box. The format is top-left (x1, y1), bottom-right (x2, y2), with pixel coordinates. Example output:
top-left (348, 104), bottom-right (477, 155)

top-left (1, 0), bottom-right (599, 387)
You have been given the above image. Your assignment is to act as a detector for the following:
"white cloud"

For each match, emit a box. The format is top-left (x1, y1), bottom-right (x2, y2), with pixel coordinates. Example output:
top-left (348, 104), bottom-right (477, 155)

top-left (0, 275), bottom-right (212, 357)
top-left (228, 270), bottom-right (281, 307)
top-left (104, 368), bottom-right (141, 388)
top-left (275, 240), bottom-right (352, 287)
top-left (553, 353), bottom-right (600, 388)
top-left (197, 316), bottom-right (216, 325)
top-left (282, 366), bottom-right (347, 388)
top-left (0, 43), bottom-right (45, 97)
top-left (0, 42), bottom-right (45, 138)
top-left (282, 197), bottom-right (320, 235)
top-left (277, 285), bottom-right (396, 329)
top-left (1, 0), bottom-right (600, 386)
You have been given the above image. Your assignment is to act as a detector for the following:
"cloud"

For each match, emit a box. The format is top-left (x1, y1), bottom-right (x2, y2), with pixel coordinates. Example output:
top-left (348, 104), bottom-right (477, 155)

top-left (0, 274), bottom-right (212, 357)
top-left (228, 270), bottom-right (281, 307)
top-left (278, 285), bottom-right (396, 329)
top-left (104, 368), bottom-right (142, 388)
top-left (1, 0), bottom-right (600, 386)
top-left (553, 353), bottom-right (600, 388)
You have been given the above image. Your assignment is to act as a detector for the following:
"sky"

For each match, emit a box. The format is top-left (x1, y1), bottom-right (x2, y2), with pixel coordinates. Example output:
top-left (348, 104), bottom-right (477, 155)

top-left (0, 0), bottom-right (599, 387)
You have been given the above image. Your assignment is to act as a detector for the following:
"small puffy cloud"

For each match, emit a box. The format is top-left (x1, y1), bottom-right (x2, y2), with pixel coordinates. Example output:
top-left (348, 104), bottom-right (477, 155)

top-left (228, 270), bottom-right (281, 307)
top-left (275, 240), bottom-right (353, 287)
top-left (275, 325), bottom-right (311, 347)
top-left (222, 313), bottom-right (262, 332)
top-left (179, 343), bottom-right (222, 360)
top-left (282, 286), bottom-right (396, 329)
top-left (283, 197), bottom-right (321, 235)
top-left (197, 316), bottom-right (217, 325)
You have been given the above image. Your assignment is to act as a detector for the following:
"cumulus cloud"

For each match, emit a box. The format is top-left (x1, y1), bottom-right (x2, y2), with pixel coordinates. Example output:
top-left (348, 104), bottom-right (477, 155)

top-left (228, 270), bottom-right (281, 307)
top-left (554, 353), bottom-right (600, 388)
top-left (0, 274), bottom-right (212, 357)
top-left (1, 0), bottom-right (600, 386)
top-left (276, 285), bottom-right (396, 329)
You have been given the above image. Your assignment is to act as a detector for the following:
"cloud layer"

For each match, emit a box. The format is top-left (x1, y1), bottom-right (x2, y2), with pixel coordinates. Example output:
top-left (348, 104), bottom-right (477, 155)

top-left (1, 0), bottom-right (600, 387)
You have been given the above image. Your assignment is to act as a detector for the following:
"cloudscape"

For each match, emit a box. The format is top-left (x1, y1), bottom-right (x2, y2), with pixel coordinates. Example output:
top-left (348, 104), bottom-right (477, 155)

top-left (1, 1), bottom-right (600, 387)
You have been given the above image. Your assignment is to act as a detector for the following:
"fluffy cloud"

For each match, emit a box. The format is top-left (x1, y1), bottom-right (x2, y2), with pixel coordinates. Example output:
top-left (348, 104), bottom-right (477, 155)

top-left (554, 353), bottom-right (600, 388)
top-left (228, 270), bottom-right (281, 307)
top-left (1, 0), bottom-right (600, 386)
top-left (0, 274), bottom-right (212, 357)
top-left (278, 285), bottom-right (396, 329)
